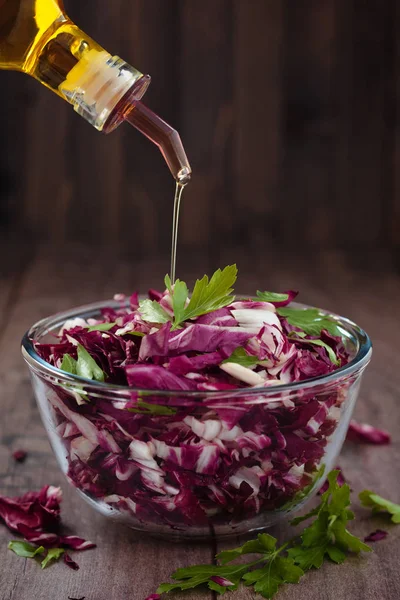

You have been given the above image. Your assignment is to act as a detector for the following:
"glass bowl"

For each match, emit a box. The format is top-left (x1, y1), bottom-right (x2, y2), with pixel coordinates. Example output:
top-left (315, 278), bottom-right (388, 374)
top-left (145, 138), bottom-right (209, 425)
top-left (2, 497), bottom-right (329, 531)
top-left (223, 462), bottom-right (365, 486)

top-left (21, 300), bottom-right (372, 540)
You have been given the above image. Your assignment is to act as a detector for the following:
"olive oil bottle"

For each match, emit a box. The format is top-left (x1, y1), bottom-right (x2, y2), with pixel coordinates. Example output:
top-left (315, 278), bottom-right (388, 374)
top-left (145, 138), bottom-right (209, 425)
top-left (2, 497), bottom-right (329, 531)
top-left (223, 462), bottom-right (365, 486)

top-left (0, 0), bottom-right (191, 183)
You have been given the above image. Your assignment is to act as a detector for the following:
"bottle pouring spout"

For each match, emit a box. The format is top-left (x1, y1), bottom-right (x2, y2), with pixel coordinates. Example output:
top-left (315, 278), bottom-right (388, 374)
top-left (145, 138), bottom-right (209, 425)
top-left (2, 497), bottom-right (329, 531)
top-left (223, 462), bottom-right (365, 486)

top-left (125, 101), bottom-right (192, 184)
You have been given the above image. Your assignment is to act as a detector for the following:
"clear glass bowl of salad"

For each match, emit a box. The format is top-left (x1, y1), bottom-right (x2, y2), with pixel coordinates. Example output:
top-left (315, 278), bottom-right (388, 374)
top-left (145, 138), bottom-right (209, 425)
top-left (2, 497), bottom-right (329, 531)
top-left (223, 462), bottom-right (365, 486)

top-left (21, 269), bottom-right (372, 540)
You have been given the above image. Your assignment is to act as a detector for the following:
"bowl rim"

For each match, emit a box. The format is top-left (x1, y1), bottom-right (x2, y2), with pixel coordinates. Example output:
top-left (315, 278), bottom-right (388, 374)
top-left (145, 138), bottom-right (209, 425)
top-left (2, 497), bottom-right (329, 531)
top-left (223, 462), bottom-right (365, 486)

top-left (21, 298), bottom-right (372, 397)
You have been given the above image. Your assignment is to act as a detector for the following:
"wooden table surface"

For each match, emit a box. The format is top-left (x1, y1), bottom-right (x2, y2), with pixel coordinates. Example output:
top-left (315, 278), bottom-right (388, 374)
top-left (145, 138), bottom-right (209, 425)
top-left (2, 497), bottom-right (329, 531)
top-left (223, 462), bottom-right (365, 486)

top-left (0, 243), bottom-right (399, 600)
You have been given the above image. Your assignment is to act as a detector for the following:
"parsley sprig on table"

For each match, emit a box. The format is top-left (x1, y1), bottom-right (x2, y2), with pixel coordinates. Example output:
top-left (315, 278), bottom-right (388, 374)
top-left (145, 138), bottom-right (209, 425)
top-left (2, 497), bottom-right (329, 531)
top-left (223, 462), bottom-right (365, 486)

top-left (156, 471), bottom-right (371, 599)
top-left (359, 490), bottom-right (400, 523)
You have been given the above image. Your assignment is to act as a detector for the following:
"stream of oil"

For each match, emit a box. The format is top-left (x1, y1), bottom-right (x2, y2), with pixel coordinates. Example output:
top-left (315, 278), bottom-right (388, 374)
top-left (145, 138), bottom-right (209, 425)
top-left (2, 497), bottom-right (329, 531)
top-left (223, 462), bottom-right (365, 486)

top-left (170, 182), bottom-right (186, 283)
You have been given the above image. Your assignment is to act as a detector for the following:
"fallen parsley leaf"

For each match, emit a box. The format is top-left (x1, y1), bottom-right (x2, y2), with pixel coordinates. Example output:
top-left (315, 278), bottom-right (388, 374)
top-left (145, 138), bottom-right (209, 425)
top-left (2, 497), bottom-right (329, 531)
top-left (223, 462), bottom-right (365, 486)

top-left (167, 266), bottom-right (237, 329)
top-left (277, 307), bottom-right (342, 338)
top-left (41, 547), bottom-right (65, 569)
top-left (139, 300), bottom-right (171, 324)
top-left (8, 540), bottom-right (45, 558)
top-left (359, 490), bottom-right (400, 523)
top-left (222, 347), bottom-right (259, 368)
top-left (242, 556), bottom-right (303, 599)
top-left (87, 322), bottom-right (116, 332)
top-left (256, 291), bottom-right (290, 303)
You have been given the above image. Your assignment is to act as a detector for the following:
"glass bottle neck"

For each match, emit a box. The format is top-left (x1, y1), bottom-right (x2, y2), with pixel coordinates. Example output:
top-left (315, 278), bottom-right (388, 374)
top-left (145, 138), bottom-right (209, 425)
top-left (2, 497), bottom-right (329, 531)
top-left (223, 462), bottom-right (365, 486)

top-left (58, 48), bottom-right (150, 131)
top-left (28, 20), bottom-right (150, 131)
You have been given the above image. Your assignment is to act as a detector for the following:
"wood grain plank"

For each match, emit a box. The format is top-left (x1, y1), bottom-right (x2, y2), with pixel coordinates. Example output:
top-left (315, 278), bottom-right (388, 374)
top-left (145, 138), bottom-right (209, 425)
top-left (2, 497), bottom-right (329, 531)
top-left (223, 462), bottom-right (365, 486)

top-left (17, 73), bottom-right (70, 242)
top-left (0, 245), bottom-right (212, 600)
top-left (280, 0), bottom-right (336, 247)
top-left (334, 0), bottom-right (391, 246)
top-left (232, 0), bottom-right (284, 253)
top-left (0, 72), bottom-right (28, 233)
top-left (179, 0), bottom-right (234, 262)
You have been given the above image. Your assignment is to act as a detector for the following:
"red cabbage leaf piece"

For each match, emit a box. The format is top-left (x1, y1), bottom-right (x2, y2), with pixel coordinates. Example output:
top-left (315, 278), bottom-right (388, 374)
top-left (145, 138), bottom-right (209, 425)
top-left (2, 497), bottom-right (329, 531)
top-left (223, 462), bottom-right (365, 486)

top-left (12, 450), bottom-right (27, 463)
top-left (125, 364), bottom-right (196, 391)
top-left (364, 529), bottom-right (388, 543)
top-left (0, 485), bottom-right (61, 533)
top-left (168, 351), bottom-right (225, 375)
top-left (347, 421), bottom-right (391, 445)
top-left (64, 553), bottom-right (80, 570)
top-left (60, 535), bottom-right (96, 551)
top-left (139, 323), bottom-right (253, 361)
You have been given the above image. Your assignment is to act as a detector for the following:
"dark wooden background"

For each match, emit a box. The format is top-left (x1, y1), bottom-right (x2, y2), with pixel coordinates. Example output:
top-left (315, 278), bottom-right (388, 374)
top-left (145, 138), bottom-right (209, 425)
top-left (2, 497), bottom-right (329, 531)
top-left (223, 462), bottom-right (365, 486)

top-left (0, 0), bottom-right (399, 270)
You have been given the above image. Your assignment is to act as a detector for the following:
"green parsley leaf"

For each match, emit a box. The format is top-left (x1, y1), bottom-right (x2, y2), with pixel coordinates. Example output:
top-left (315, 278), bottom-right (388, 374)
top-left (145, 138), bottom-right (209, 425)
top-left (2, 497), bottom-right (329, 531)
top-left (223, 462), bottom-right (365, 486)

top-left (59, 353), bottom-right (88, 404)
top-left (127, 400), bottom-right (177, 416)
top-left (168, 278), bottom-right (189, 327)
top-left (256, 291), bottom-right (290, 303)
top-left (157, 563), bottom-right (249, 594)
top-left (242, 556), bottom-right (303, 599)
top-left (222, 347), bottom-right (259, 369)
top-left (87, 322), bottom-right (116, 332)
top-left (126, 331), bottom-right (145, 337)
top-left (217, 533), bottom-right (277, 564)
top-left (60, 353), bottom-right (77, 375)
top-left (290, 336), bottom-right (340, 366)
top-left (139, 299), bottom-right (171, 324)
top-left (8, 541), bottom-right (45, 559)
top-left (288, 471), bottom-right (371, 571)
top-left (359, 490), bottom-right (400, 523)
top-left (164, 274), bottom-right (173, 294)
top-left (277, 307), bottom-right (342, 338)
top-left (76, 344), bottom-right (106, 382)
top-left (41, 547), bottom-right (65, 569)
top-left (168, 266), bottom-right (237, 329)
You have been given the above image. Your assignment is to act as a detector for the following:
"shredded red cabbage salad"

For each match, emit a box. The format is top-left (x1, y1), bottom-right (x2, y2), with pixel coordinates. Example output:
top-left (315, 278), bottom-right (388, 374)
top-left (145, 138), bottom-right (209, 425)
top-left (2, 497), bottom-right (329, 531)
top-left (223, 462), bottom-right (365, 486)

top-left (34, 266), bottom-right (355, 531)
